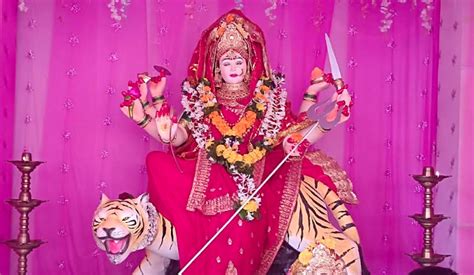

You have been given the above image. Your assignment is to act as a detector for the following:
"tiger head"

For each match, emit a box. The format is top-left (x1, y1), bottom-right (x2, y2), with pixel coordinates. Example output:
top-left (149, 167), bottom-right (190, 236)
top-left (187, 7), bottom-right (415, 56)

top-left (92, 193), bottom-right (158, 264)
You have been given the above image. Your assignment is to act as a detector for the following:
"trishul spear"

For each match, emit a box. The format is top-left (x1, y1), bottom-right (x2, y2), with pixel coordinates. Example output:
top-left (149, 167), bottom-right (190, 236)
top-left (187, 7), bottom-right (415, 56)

top-left (179, 34), bottom-right (347, 274)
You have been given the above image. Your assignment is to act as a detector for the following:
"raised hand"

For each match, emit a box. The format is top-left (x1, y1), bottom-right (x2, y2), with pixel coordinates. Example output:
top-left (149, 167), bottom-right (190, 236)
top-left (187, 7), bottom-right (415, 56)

top-left (120, 98), bottom-right (146, 123)
top-left (149, 77), bottom-right (167, 99)
top-left (156, 115), bottom-right (179, 143)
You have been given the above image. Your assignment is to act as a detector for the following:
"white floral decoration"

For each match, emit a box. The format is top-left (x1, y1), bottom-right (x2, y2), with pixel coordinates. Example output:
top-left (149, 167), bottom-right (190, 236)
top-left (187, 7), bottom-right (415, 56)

top-left (264, 0), bottom-right (277, 24)
top-left (379, 0), bottom-right (395, 33)
top-left (18, 0), bottom-right (28, 13)
top-left (420, 0), bottom-right (434, 33)
top-left (107, 0), bottom-right (131, 23)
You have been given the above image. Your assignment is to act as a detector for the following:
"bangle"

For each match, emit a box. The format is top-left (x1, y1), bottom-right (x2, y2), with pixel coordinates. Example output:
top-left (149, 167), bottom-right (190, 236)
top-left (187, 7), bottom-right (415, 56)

top-left (140, 100), bottom-right (150, 108)
top-left (317, 123), bottom-right (330, 133)
top-left (310, 77), bottom-right (325, 85)
top-left (152, 95), bottom-right (165, 105)
top-left (137, 114), bottom-right (152, 128)
top-left (303, 93), bottom-right (318, 102)
top-left (128, 105), bottom-right (134, 119)
top-left (158, 124), bottom-right (178, 144)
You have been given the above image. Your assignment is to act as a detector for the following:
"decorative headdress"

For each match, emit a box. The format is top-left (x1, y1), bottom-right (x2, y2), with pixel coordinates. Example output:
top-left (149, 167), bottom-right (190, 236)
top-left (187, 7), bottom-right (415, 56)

top-left (186, 10), bottom-right (271, 94)
top-left (212, 14), bottom-right (250, 61)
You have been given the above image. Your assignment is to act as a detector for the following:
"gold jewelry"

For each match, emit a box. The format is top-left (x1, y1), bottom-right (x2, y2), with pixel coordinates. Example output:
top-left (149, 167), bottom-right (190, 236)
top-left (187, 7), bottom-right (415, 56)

top-left (137, 114), bottom-right (152, 128)
top-left (217, 83), bottom-right (249, 101)
top-left (216, 82), bottom-right (249, 115)
top-left (215, 23), bottom-right (249, 60)
top-left (317, 123), bottom-right (330, 133)
top-left (140, 99), bottom-right (150, 108)
top-left (152, 95), bottom-right (165, 106)
top-left (128, 105), bottom-right (134, 119)
top-left (310, 77), bottom-right (325, 85)
top-left (303, 93), bottom-right (318, 102)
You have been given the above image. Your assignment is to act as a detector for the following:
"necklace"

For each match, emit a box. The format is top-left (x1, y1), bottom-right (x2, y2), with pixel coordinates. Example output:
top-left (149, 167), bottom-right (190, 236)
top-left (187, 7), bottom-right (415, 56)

top-left (216, 82), bottom-right (249, 115)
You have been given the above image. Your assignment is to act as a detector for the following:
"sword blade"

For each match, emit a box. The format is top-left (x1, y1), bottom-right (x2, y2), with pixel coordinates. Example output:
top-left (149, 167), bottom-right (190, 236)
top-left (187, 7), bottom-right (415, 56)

top-left (325, 33), bottom-right (342, 79)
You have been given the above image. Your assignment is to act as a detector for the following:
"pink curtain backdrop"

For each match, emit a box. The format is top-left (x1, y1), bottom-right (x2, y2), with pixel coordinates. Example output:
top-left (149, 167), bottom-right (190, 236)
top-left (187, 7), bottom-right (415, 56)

top-left (436, 1), bottom-right (474, 273)
top-left (0, 1), bottom-right (17, 274)
top-left (2, 0), bottom-right (449, 274)
top-left (436, 0), bottom-right (462, 271)
top-left (454, 1), bottom-right (473, 273)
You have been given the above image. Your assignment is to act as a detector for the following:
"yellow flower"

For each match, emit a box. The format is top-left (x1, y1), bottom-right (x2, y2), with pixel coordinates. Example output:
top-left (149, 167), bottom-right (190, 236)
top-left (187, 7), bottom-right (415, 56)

top-left (222, 148), bottom-right (232, 159)
top-left (236, 154), bottom-right (243, 162)
top-left (264, 138), bottom-right (274, 146)
top-left (216, 144), bottom-right (226, 156)
top-left (227, 155), bottom-right (237, 164)
top-left (243, 155), bottom-right (253, 165)
top-left (319, 237), bottom-right (336, 250)
top-left (205, 140), bottom-right (214, 149)
top-left (256, 103), bottom-right (265, 111)
top-left (298, 249), bottom-right (313, 266)
top-left (243, 200), bottom-right (259, 212)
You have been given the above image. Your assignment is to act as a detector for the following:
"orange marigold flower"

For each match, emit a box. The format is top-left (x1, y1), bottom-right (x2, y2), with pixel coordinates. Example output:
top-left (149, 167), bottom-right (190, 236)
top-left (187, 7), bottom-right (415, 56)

top-left (203, 86), bottom-right (211, 92)
top-left (217, 26), bottom-right (225, 36)
top-left (225, 14), bottom-right (235, 23)
top-left (255, 93), bottom-right (267, 101)
top-left (260, 85), bottom-right (270, 92)
top-left (290, 133), bottom-right (303, 142)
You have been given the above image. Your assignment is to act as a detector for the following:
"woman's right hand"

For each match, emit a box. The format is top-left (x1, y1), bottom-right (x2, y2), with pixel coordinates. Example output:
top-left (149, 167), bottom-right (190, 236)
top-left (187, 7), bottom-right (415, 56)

top-left (149, 77), bottom-right (167, 99)
top-left (155, 115), bottom-right (179, 143)
top-left (120, 98), bottom-right (145, 123)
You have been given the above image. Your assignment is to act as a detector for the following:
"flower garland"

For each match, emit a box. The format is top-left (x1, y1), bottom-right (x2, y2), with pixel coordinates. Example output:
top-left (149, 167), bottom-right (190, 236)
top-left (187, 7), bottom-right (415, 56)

top-left (181, 74), bottom-right (287, 220)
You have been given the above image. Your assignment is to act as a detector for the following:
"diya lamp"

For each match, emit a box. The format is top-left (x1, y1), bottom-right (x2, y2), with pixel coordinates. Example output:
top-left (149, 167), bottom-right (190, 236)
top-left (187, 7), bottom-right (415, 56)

top-left (408, 166), bottom-right (451, 266)
top-left (4, 150), bottom-right (46, 275)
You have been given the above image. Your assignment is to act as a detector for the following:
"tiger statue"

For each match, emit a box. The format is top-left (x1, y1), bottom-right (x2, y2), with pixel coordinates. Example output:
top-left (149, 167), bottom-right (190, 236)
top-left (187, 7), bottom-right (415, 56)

top-left (93, 193), bottom-right (178, 274)
top-left (92, 152), bottom-right (366, 275)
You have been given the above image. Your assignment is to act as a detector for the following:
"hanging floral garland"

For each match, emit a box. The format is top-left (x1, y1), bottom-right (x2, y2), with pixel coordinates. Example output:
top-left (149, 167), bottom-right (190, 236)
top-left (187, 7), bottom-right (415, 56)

top-left (181, 74), bottom-right (287, 220)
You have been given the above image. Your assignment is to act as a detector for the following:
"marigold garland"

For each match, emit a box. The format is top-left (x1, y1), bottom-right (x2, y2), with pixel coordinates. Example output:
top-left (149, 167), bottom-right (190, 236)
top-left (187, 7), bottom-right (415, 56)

top-left (181, 74), bottom-right (287, 221)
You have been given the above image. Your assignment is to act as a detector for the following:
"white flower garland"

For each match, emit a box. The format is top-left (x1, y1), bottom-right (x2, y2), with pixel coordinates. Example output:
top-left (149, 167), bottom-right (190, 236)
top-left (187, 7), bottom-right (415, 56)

top-left (181, 75), bottom-right (287, 220)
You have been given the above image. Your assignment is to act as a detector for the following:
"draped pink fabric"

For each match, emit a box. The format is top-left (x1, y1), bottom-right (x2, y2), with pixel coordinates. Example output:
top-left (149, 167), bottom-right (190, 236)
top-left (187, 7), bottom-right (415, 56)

top-left (0, 1), bottom-right (17, 274)
top-left (2, 1), bottom-right (451, 274)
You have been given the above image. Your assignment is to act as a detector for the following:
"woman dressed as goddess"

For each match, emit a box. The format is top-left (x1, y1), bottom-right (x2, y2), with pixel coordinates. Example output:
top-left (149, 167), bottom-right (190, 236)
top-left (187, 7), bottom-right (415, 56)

top-left (120, 10), bottom-right (353, 274)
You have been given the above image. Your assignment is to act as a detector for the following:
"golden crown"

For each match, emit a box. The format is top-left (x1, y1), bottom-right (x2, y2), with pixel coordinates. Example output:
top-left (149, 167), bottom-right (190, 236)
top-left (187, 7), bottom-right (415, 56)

top-left (211, 14), bottom-right (250, 60)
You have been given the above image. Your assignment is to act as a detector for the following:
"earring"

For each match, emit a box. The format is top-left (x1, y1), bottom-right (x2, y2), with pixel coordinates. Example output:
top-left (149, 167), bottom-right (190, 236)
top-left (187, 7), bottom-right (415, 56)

top-left (214, 68), bottom-right (222, 88)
